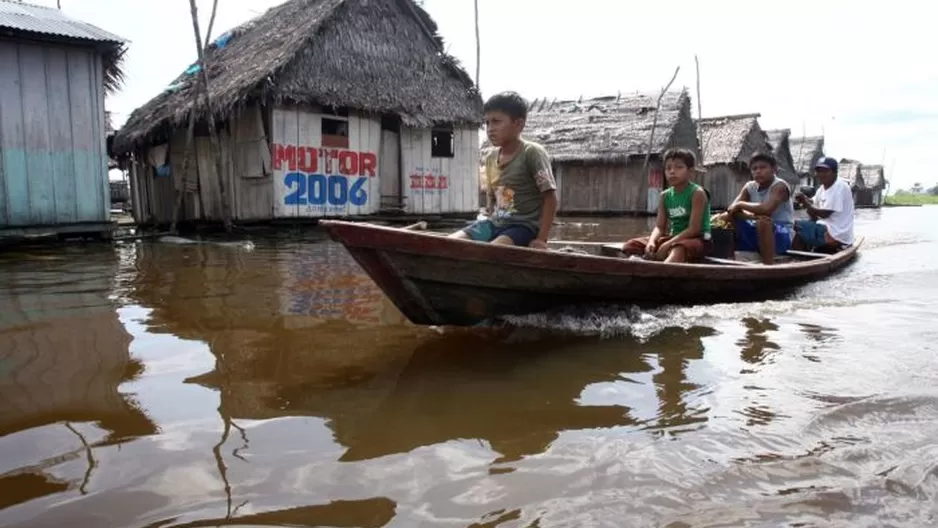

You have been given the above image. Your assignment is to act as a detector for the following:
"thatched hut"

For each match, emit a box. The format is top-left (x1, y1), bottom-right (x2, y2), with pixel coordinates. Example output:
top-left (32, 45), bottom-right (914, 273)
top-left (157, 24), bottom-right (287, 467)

top-left (856, 164), bottom-right (887, 207)
top-left (788, 136), bottom-right (825, 190)
top-left (696, 113), bottom-right (772, 210)
top-left (112, 0), bottom-right (483, 226)
top-left (517, 90), bottom-right (698, 215)
top-left (763, 129), bottom-right (800, 187)
top-left (837, 158), bottom-right (865, 202)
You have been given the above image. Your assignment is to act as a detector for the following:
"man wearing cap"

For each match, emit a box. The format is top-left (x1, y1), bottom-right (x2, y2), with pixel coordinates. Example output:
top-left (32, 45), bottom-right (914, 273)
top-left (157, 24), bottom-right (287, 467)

top-left (793, 157), bottom-right (856, 252)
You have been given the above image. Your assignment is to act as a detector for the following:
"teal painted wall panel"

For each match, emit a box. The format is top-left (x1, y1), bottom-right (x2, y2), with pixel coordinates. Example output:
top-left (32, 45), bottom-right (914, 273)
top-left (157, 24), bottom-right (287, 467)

top-left (0, 40), bottom-right (108, 228)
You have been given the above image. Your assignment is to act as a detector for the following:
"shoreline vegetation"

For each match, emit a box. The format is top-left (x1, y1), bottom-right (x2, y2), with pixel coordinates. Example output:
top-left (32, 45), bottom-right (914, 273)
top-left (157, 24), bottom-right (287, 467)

top-left (884, 193), bottom-right (938, 207)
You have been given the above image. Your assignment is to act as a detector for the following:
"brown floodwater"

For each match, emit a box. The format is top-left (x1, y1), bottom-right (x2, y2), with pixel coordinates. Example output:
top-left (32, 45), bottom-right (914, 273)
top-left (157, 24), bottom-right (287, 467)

top-left (1, 206), bottom-right (937, 527)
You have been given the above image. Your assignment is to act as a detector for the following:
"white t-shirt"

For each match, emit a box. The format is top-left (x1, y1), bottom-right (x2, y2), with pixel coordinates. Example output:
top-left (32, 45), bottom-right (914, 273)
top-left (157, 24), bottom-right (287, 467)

top-left (814, 178), bottom-right (855, 245)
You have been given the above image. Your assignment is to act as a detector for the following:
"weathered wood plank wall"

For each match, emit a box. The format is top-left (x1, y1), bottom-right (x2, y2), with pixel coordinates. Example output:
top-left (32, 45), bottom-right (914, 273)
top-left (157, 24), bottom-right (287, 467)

top-left (0, 40), bottom-right (109, 228)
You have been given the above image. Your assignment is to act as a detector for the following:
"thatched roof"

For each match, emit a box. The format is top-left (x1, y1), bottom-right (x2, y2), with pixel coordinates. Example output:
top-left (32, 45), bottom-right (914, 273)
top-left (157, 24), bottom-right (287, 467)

top-left (789, 136), bottom-right (825, 175)
top-left (696, 113), bottom-right (768, 166)
top-left (860, 164), bottom-right (886, 189)
top-left (112, 0), bottom-right (481, 155)
top-left (0, 0), bottom-right (126, 95)
top-left (516, 90), bottom-right (693, 163)
top-left (838, 158), bottom-right (865, 188)
top-left (764, 128), bottom-right (800, 185)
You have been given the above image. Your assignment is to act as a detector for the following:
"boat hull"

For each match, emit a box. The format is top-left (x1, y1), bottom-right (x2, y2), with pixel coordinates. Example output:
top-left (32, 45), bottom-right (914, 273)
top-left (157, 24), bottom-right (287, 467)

top-left (321, 221), bottom-right (862, 326)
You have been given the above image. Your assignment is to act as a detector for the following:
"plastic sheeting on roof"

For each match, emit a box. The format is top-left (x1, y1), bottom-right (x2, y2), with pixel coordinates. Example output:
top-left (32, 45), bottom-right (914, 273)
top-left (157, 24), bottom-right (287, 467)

top-left (0, 0), bottom-right (124, 43)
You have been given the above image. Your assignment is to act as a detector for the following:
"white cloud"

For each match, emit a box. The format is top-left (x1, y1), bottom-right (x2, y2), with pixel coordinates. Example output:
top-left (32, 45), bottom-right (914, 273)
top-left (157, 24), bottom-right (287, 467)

top-left (46, 0), bottom-right (936, 191)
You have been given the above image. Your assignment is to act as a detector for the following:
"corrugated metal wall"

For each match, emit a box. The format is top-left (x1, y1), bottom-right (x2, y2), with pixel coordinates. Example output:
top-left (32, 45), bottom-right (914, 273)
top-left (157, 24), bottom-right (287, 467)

top-left (401, 126), bottom-right (479, 214)
top-left (0, 40), bottom-right (108, 227)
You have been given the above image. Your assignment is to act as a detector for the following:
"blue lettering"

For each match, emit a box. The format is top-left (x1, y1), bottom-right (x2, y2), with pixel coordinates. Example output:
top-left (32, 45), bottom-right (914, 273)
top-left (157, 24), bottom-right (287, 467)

top-left (328, 175), bottom-right (348, 205)
top-left (283, 172), bottom-right (307, 205)
top-left (282, 173), bottom-right (369, 207)
top-left (308, 174), bottom-right (327, 205)
top-left (349, 177), bottom-right (367, 206)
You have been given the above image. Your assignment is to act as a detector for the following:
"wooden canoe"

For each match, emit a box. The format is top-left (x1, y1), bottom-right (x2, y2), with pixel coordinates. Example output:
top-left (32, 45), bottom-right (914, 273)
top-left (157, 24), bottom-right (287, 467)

top-left (319, 220), bottom-right (863, 327)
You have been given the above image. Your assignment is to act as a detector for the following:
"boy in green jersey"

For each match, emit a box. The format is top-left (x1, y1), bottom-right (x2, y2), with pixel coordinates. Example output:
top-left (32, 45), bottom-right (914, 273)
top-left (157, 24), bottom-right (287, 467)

top-left (622, 148), bottom-right (712, 263)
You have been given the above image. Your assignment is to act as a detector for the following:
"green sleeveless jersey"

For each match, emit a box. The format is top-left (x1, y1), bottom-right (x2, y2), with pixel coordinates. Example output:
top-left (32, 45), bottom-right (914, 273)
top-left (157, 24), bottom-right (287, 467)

top-left (663, 182), bottom-right (711, 237)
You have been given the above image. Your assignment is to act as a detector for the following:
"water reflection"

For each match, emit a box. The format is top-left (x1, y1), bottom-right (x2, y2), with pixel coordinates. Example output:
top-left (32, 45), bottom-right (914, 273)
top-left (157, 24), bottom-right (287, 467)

top-left (149, 497), bottom-right (397, 528)
top-left (0, 247), bottom-right (156, 509)
top-left (183, 325), bottom-right (719, 467)
top-left (738, 317), bottom-right (781, 367)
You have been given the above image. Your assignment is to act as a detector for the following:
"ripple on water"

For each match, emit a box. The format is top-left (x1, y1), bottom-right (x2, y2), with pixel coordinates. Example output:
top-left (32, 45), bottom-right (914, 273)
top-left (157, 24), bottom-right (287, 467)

top-left (2, 208), bottom-right (938, 527)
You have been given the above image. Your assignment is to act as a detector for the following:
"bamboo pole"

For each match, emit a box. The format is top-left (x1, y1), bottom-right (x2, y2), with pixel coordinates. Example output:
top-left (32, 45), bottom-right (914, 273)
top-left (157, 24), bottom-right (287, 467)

top-left (474, 0), bottom-right (480, 89)
top-left (171, 0), bottom-right (223, 234)
top-left (187, 0), bottom-right (232, 232)
top-left (643, 66), bottom-right (680, 169)
top-left (694, 55), bottom-right (704, 163)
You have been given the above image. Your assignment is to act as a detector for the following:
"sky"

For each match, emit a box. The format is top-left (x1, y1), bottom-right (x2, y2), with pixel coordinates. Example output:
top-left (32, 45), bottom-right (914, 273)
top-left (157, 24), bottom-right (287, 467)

top-left (41, 0), bottom-right (937, 192)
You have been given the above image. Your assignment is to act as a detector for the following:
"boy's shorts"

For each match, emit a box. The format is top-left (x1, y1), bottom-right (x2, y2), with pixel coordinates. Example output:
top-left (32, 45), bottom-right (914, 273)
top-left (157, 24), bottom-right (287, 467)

top-left (794, 219), bottom-right (832, 248)
top-left (734, 218), bottom-right (793, 254)
top-left (461, 219), bottom-right (537, 247)
top-left (622, 235), bottom-right (712, 262)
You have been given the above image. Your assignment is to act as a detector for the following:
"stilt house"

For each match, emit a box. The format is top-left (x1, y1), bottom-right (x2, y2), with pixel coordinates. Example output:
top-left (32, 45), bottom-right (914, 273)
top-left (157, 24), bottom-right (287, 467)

top-left (788, 136), bottom-right (825, 190)
top-left (696, 114), bottom-right (772, 210)
top-left (112, 0), bottom-right (483, 226)
top-left (0, 1), bottom-right (126, 238)
top-left (518, 90), bottom-right (699, 215)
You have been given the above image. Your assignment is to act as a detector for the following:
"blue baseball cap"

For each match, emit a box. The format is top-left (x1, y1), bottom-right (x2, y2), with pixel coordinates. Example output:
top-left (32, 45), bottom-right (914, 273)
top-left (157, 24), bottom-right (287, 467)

top-left (815, 157), bottom-right (838, 172)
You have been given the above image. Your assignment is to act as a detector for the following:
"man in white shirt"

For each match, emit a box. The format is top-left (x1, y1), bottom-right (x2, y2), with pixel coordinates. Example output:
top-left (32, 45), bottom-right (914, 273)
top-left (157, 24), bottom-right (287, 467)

top-left (792, 157), bottom-right (856, 252)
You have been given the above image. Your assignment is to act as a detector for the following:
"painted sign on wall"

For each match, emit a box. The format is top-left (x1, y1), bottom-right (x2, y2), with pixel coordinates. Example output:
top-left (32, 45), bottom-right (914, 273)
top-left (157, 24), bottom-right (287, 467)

top-left (408, 166), bottom-right (450, 193)
top-left (273, 143), bottom-right (378, 215)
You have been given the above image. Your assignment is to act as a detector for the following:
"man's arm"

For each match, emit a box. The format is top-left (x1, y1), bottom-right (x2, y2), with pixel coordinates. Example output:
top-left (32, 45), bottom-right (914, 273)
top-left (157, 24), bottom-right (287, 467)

top-left (727, 186), bottom-right (751, 213)
top-left (736, 184), bottom-right (789, 216)
top-left (807, 184), bottom-right (847, 220)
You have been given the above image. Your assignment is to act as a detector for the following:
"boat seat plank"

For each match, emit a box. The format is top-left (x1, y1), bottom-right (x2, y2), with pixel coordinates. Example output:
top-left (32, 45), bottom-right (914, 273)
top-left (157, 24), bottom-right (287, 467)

top-left (703, 256), bottom-right (759, 267)
top-left (784, 249), bottom-right (829, 259)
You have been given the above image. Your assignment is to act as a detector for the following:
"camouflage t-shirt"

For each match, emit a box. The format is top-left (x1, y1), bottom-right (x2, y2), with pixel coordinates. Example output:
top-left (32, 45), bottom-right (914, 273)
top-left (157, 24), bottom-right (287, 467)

top-left (484, 139), bottom-right (557, 233)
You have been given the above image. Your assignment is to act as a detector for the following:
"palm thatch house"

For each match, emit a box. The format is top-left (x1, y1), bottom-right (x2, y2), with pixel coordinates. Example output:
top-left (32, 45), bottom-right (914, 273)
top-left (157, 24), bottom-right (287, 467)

top-left (0, 0), bottom-right (126, 239)
top-left (856, 164), bottom-right (887, 207)
top-left (112, 0), bottom-right (482, 226)
top-left (763, 129), bottom-right (800, 187)
top-left (789, 136), bottom-right (825, 190)
top-left (837, 158), bottom-right (865, 202)
top-left (696, 113), bottom-right (772, 210)
top-left (517, 90), bottom-right (698, 215)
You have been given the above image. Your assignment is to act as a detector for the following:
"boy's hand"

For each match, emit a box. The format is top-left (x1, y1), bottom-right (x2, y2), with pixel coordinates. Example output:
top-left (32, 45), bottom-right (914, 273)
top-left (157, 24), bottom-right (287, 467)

top-left (529, 239), bottom-right (549, 250)
top-left (644, 240), bottom-right (658, 257)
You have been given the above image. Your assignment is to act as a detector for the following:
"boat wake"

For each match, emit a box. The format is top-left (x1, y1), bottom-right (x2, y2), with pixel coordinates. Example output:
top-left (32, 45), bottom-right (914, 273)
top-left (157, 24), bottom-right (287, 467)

top-left (494, 292), bottom-right (897, 340)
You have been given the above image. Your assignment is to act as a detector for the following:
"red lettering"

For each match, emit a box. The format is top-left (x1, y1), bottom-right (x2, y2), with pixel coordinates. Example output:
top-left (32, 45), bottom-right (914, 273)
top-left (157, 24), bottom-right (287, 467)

top-left (319, 149), bottom-right (334, 174)
top-left (424, 175), bottom-right (436, 189)
top-left (360, 152), bottom-right (377, 177)
top-left (272, 144), bottom-right (297, 171)
top-left (338, 151), bottom-right (358, 176)
top-left (409, 174), bottom-right (423, 189)
top-left (273, 143), bottom-right (377, 178)
top-left (439, 175), bottom-right (449, 189)
top-left (297, 147), bottom-right (317, 173)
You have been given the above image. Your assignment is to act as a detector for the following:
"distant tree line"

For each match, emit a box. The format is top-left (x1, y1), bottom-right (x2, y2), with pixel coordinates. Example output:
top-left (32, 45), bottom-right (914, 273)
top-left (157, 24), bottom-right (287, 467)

top-left (894, 183), bottom-right (938, 196)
